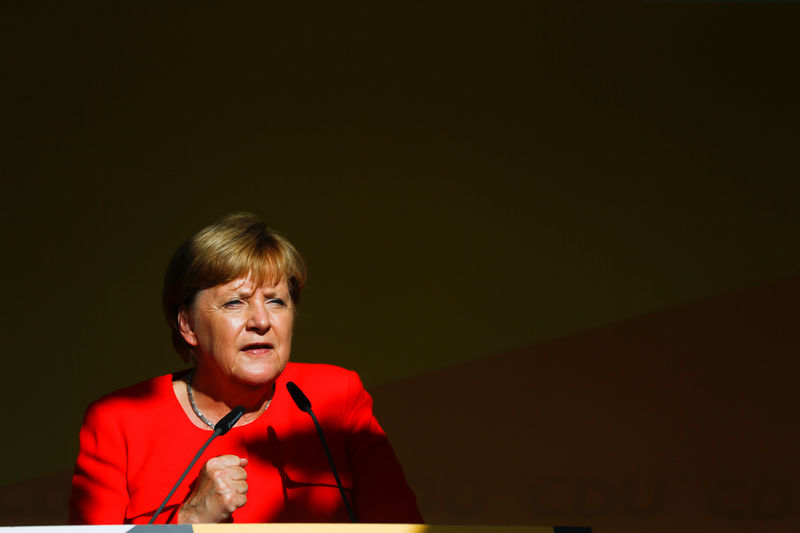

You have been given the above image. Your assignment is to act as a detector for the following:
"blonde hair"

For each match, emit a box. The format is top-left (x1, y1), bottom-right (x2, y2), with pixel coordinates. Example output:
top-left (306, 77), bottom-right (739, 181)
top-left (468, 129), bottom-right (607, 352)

top-left (163, 213), bottom-right (307, 361)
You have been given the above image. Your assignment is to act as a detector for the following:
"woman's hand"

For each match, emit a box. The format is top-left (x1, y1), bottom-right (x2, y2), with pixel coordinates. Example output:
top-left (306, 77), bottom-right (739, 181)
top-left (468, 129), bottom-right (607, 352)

top-left (177, 455), bottom-right (249, 523)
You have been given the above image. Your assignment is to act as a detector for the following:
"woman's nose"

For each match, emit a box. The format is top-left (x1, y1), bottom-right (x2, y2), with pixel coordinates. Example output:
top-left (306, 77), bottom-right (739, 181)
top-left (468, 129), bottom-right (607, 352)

top-left (247, 302), bottom-right (270, 332)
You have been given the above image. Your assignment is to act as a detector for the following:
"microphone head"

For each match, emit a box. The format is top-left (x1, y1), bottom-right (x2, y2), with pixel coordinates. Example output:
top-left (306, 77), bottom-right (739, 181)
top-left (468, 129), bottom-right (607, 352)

top-left (286, 381), bottom-right (312, 413)
top-left (214, 406), bottom-right (245, 435)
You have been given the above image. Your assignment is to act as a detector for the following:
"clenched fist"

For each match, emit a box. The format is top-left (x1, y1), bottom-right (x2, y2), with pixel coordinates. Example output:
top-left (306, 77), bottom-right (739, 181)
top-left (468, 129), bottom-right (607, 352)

top-left (178, 455), bottom-right (249, 523)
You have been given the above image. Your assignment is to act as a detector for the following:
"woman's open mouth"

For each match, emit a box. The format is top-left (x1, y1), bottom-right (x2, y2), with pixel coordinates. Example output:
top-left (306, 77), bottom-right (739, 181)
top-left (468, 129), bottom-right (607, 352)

top-left (241, 343), bottom-right (274, 354)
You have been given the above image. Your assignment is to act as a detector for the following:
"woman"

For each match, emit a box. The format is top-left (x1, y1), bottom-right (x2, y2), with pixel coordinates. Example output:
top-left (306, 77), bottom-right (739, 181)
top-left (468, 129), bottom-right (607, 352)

top-left (69, 213), bottom-right (422, 524)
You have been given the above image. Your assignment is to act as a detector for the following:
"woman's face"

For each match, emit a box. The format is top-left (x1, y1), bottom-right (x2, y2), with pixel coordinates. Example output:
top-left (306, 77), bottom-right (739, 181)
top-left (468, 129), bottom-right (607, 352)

top-left (179, 275), bottom-right (294, 388)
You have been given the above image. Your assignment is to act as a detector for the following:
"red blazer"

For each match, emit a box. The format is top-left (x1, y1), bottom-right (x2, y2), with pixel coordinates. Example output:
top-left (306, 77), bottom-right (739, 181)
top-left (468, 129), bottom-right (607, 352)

top-left (69, 363), bottom-right (422, 524)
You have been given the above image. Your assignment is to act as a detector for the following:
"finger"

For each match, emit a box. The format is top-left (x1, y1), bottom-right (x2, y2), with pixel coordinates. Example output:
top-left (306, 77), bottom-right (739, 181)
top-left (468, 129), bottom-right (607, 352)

top-left (236, 492), bottom-right (248, 509)
top-left (217, 454), bottom-right (244, 467)
top-left (226, 466), bottom-right (247, 481)
top-left (207, 454), bottom-right (242, 469)
top-left (239, 457), bottom-right (248, 467)
top-left (221, 490), bottom-right (247, 513)
top-left (232, 480), bottom-right (248, 495)
top-left (229, 491), bottom-right (247, 508)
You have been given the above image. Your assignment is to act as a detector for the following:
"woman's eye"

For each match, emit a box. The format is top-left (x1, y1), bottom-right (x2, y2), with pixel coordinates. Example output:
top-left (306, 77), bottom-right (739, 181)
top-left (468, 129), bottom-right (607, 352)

top-left (223, 299), bottom-right (243, 308)
top-left (267, 298), bottom-right (286, 307)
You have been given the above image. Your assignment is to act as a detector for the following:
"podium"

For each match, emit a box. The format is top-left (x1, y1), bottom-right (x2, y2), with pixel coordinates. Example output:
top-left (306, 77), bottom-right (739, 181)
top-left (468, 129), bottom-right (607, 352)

top-left (0, 525), bottom-right (591, 533)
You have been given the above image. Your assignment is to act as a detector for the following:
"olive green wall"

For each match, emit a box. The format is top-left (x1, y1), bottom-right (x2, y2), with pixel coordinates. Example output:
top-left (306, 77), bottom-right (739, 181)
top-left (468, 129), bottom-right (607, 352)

top-left (1, 1), bottom-right (799, 528)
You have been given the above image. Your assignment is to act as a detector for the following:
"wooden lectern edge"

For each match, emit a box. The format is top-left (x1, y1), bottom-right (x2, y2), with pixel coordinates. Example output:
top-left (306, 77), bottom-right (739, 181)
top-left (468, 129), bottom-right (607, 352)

top-left (193, 525), bottom-right (556, 533)
top-left (0, 525), bottom-right (568, 533)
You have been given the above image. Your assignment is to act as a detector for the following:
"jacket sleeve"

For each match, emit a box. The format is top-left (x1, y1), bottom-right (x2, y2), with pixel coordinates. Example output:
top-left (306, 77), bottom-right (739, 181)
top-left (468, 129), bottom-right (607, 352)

top-left (343, 371), bottom-right (424, 523)
top-left (68, 400), bottom-right (129, 524)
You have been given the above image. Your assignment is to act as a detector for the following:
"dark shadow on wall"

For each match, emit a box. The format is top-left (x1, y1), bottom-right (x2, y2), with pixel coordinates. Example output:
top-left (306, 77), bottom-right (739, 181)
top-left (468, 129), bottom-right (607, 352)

top-left (372, 277), bottom-right (800, 533)
top-left (0, 469), bottom-right (72, 525)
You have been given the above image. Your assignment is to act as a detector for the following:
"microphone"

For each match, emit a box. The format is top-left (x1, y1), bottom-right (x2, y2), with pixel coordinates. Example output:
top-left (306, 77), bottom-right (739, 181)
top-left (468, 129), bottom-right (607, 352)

top-left (215, 406), bottom-right (246, 435)
top-left (286, 381), bottom-right (312, 413)
top-left (286, 381), bottom-right (357, 523)
top-left (148, 406), bottom-right (245, 524)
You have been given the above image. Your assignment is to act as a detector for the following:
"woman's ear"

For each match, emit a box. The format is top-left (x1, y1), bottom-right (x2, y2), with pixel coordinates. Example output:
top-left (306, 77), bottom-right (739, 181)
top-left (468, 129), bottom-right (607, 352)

top-left (178, 306), bottom-right (199, 347)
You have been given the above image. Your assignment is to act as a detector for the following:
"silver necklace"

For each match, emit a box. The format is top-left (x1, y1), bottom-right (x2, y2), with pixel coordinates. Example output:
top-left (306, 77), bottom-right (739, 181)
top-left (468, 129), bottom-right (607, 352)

top-left (186, 369), bottom-right (274, 429)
